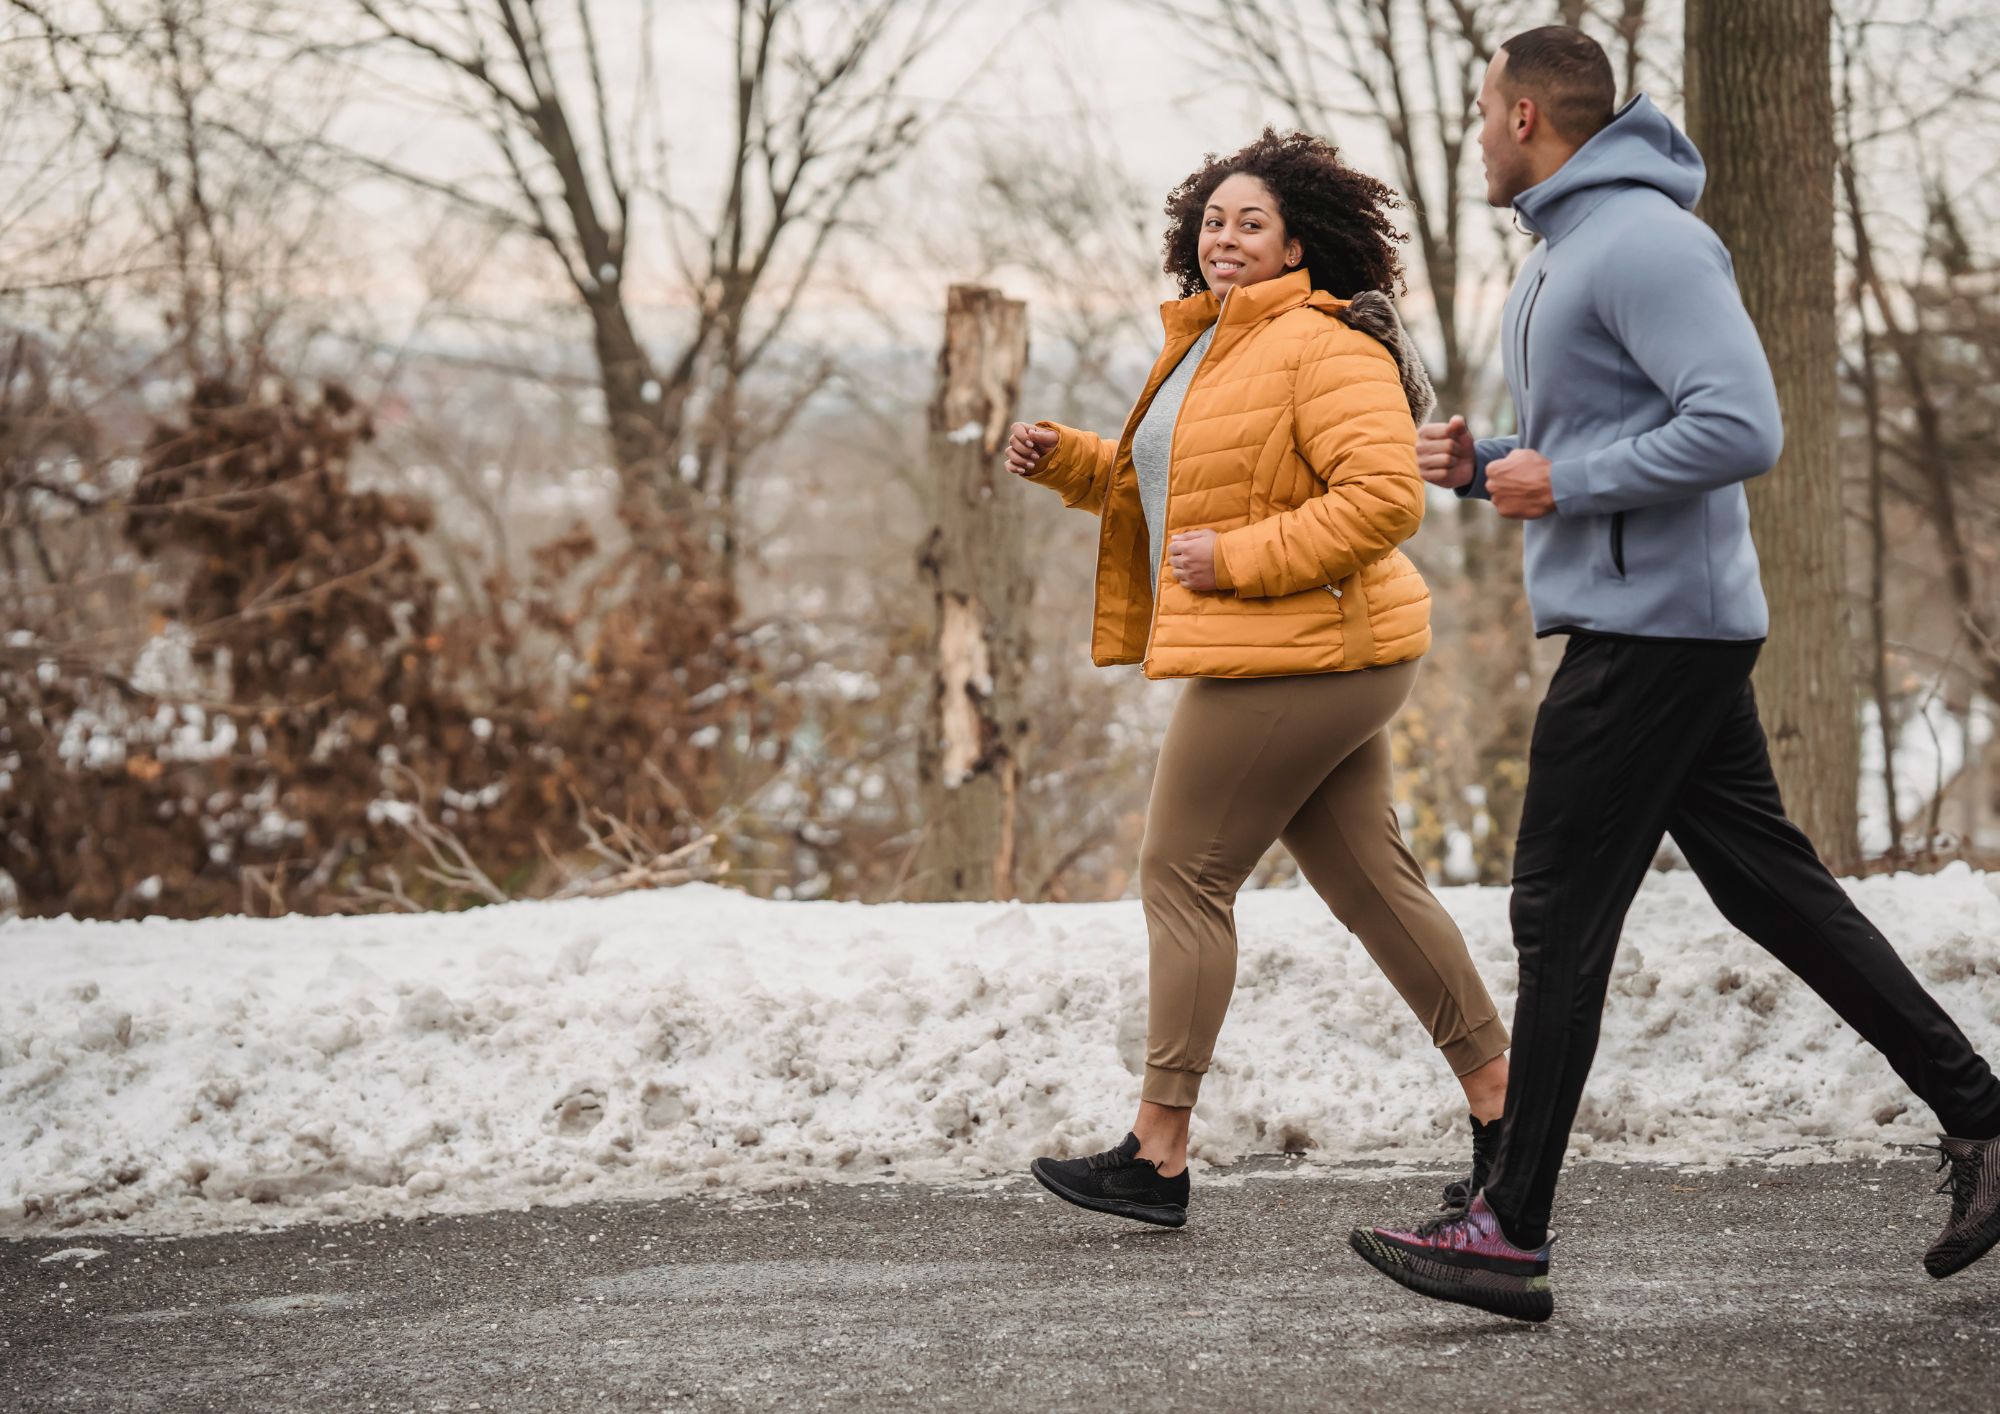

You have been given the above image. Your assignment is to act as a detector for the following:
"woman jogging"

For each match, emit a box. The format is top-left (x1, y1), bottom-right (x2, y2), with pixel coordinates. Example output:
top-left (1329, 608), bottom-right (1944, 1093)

top-left (1012, 130), bottom-right (1509, 1228)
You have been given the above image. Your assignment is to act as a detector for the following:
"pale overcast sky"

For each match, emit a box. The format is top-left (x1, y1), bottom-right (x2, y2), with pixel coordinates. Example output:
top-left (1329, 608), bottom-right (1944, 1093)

top-left (323, 1), bottom-right (1422, 328)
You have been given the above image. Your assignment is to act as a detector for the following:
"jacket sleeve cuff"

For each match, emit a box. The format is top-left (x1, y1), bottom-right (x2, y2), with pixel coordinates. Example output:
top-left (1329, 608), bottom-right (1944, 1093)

top-left (1026, 420), bottom-right (1077, 486)
top-left (1549, 457), bottom-right (1597, 517)
top-left (1211, 531), bottom-right (1238, 592)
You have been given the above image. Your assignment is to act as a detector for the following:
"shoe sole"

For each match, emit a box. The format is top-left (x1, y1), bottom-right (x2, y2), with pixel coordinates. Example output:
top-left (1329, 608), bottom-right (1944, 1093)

top-left (1029, 1160), bottom-right (1187, 1229)
top-left (1348, 1228), bottom-right (1553, 1323)
top-left (1927, 1202), bottom-right (2000, 1279)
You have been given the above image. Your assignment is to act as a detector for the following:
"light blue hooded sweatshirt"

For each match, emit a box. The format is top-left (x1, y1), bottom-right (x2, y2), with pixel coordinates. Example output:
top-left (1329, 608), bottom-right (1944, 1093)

top-left (1463, 94), bottom-right (1783, 641)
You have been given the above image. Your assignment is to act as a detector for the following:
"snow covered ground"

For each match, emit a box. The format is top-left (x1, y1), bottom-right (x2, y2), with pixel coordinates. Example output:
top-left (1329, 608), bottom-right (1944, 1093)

top-left (4, 868), bottom-right (1999, 1236)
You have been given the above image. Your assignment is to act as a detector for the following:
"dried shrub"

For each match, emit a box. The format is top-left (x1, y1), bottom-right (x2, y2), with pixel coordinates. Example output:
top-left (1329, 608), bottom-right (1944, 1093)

top-left (2, 376), bottom-right (787, 917)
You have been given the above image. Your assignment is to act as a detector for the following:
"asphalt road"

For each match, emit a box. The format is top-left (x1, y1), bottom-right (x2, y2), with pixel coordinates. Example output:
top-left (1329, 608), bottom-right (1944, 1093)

top-left (5, 1156), bottom-right (1997, 1412)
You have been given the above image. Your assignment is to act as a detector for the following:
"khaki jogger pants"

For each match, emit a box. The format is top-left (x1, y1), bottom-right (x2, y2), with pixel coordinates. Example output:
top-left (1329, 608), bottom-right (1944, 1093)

top-left (1139, 661), bottom-right (1510, 1107)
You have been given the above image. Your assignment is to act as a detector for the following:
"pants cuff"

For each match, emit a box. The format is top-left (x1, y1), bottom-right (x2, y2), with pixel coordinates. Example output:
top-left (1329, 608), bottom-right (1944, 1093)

top-left (1441, 1015), bottom-right (1511, 1078)
top-left (1142, 1064), bottom-right (1204, 1108)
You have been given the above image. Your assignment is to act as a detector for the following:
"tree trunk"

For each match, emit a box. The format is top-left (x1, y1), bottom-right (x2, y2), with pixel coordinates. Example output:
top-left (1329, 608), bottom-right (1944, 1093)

top-left (913, 286), bottom-right (1033, 901)
top-left (1686, 0), bottom-right (1858, 869)
top-left (1858, 312), bottom-right (1904, 864)
top-left (583, 289), bottom-right (681, 512)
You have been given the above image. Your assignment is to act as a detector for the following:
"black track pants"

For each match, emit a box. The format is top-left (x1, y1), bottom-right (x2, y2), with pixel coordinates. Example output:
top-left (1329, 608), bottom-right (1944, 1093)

top-left (1483, 634), bottom-right (2000, 1247)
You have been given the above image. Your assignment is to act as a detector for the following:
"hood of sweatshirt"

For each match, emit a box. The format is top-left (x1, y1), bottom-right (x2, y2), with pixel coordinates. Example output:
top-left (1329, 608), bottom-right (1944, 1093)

top-left (1466, 91), bottom-right (1784, 644)
top-left (1514, 93), bottom-right (1705, 244)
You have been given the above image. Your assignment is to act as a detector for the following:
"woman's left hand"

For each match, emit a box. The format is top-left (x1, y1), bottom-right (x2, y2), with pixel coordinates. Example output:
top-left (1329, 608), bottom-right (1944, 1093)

top-left (1167, 529), bottom-right (1220, 591)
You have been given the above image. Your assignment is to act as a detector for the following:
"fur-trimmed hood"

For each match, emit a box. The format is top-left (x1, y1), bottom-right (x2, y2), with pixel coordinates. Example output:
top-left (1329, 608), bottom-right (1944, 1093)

top-left (1336, 290), bottom-right (1436, 426)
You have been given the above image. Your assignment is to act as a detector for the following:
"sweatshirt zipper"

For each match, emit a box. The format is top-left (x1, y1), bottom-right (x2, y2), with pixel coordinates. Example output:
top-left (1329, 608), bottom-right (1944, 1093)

top-left (1142, 321), bottom-right (1221, 664)
top-left (1518, 269), bottom-right (1548, 398)
top-left (1516, 264), bottom-right (1622, 576)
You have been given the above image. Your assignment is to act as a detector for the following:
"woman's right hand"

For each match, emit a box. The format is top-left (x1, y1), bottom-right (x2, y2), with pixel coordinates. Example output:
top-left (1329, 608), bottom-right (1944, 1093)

top-left (1005, 422), bottom-right (1059, 477)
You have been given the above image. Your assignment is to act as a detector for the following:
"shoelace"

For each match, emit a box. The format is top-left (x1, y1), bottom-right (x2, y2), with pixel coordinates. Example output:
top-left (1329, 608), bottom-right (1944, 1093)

top-left (1412, 1208), bottom-right (1477, 1244)
top-left (1086, 1145), bottom-right (1138, 1172)
top-left (1440, 1123), bottom-right (1502, 1211)
top-left (1935, 1143), bottom-right (1976, 1220)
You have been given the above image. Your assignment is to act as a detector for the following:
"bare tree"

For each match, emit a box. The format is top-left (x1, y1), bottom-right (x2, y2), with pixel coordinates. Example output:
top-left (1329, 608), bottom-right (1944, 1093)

top-left (1823, 0), bottom-right (2000, 861)
top-left (1840, 130), bottom-right (2000, 715)
top-left (7, 1), bottom-right (341, 379)
top-left (1687, 0), bottom-right (1858, 868)
top-left (317, 0), bottom-right (955, 578)
top-left (3, 0), bottom-right (348, 688)
top-left (965, 122), bottom-right (1160, 427)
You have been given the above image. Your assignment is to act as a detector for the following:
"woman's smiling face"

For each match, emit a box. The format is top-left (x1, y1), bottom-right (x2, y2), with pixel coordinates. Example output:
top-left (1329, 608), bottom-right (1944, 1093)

top-left (1199, 172), bottom-right (1301, 296)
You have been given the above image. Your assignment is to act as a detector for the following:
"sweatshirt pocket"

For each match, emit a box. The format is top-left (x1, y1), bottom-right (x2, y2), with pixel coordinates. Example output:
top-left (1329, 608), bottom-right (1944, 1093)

top-left (1609, 511), bottom-right (1628, 580)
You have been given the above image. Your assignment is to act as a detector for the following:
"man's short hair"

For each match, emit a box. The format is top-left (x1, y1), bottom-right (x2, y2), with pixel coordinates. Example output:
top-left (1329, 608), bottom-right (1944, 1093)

top-left (1500, 26), bottom-right (1617, 145)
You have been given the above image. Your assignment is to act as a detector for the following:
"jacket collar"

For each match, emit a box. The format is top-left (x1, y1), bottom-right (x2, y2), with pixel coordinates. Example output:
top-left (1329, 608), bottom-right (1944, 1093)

top-left (1158, 268), bottom-right (1342, 341)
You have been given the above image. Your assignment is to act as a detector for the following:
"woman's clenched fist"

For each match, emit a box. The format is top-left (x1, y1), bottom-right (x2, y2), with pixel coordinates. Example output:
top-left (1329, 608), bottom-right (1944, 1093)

top-left (1005, 422), bottom-right (1059, 477)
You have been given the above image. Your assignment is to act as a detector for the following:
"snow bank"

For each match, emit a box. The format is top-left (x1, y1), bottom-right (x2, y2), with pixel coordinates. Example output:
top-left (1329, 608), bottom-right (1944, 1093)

top-left (4, 868), bottom-right (2000, 1234)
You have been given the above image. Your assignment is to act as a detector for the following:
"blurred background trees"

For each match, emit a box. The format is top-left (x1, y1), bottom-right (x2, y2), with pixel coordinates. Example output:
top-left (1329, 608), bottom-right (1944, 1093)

top-left (1687, 0), bottom-right (1856, 868)
top-left (2, 0), bottom-right (1995, 919)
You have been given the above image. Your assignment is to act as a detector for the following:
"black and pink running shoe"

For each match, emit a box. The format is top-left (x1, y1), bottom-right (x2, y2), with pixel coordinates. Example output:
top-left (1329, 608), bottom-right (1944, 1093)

top-left (1927, 1133), bottom-right (2000, 1278)
top-left (1349, 1193), bottom-right (1555, 1322)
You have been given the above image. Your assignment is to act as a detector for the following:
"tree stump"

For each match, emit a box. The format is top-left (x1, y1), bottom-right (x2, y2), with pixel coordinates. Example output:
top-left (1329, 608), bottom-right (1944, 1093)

top-left (912, 286), bottom-right (1034, 901)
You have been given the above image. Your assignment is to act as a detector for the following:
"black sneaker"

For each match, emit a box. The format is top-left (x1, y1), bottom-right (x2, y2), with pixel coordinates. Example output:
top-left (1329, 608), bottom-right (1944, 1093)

top-left (1440, 1114), bottom-right (1501, 1212)
top-left (1925, 1133), bottom-right (2000, 1278)
top-left (1030, 1132), bottom-right (1189, 1228)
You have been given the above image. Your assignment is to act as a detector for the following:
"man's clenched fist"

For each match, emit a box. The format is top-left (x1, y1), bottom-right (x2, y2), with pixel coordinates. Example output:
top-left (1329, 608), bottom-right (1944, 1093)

top-left (1417, 415), bottom-right (1475, 490)
top-left (1487, 447), bottom-right (1556, 520)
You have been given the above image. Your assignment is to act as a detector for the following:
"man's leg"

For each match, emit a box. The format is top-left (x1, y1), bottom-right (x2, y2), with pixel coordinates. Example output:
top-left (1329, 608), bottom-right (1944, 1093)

top-left (1665, 678), bottom-right (2000, 1140)
top-left (1479, 638), bottom-right (1763, 1247)
top-left (1349, 637), bottom-right (1763, 1319)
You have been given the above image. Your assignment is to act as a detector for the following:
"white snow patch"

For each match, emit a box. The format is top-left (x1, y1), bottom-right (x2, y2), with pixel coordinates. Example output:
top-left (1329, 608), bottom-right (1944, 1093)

top-left (946, 421), bottom-right (985, 445)
top-left (4, 868), bottom-right (1999, 1236)
top-left (38, 1247), bottom-right (108, 1263)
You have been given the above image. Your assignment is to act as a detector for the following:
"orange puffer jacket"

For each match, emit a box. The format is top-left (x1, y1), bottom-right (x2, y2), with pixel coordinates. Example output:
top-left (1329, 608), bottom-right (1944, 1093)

top-left (1027, 269), bottom-right (1431, 679)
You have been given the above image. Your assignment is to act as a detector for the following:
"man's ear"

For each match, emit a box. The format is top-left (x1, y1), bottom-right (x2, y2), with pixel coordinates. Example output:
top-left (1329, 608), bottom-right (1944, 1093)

top-left (1514, 96), bottom-right (1540, 144)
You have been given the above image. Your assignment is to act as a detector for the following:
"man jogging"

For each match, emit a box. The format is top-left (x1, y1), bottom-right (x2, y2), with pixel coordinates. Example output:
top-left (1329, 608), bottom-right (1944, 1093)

top-left (1348, 25), bottom-right (2000, 1323)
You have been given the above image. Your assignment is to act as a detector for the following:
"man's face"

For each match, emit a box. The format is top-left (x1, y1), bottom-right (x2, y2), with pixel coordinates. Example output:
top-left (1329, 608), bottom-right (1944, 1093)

top-left (1476, 50), bottom-right (1533, 208)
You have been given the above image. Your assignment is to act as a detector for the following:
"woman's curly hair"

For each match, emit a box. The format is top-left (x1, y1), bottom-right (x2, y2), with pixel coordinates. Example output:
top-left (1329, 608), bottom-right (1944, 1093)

top-left (1161, 129), bottom-right (1407, 300)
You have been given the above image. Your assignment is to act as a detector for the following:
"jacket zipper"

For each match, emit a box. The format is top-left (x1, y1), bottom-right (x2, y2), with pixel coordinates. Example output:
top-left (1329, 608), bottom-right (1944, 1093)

top-left (1142, 321), bottom-right (1222, 665)
top-left (1518, 269), bottom-right (1548, 398)
top-left (1516, 265), bottom-right (1621, 579)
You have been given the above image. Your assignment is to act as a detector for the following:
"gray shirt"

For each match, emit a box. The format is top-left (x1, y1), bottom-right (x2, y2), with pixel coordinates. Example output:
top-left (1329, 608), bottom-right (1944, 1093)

top-left (1130, 323), bottom-right (1216, 594)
